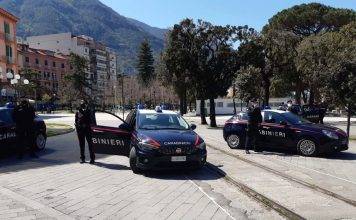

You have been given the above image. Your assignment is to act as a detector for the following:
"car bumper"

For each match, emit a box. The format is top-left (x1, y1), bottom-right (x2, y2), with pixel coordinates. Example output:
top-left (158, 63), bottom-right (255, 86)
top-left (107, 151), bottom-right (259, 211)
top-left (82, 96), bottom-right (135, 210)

top-left (319, 139), bottom-right (348, 154)
top-left (135, 149), bottom-right (207, 170)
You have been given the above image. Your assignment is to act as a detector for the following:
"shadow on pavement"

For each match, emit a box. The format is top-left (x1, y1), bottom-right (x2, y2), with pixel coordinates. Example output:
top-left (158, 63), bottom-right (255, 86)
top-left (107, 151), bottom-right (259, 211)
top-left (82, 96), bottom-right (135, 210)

top-left (94, 161), bottom-right (131, 170)
top-left (324, 151), bottom-right (356, 161)
top-left (142, 162), bottom-right (224, 181)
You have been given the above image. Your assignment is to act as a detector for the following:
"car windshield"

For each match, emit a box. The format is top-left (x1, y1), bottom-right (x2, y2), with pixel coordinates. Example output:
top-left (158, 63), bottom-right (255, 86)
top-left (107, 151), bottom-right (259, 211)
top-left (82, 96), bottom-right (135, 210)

top-left (138, 113), bottom-right (190, 130)
top-left (281, 112), bottom-right (311, 125)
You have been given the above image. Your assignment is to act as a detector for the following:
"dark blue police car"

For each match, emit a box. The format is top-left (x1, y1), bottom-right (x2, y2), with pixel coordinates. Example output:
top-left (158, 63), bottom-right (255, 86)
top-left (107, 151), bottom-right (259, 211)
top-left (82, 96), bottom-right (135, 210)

top-left (223, 110), bottom-right (348, 156)
top-left (90, 107), bottom-right (207, 173)
top-left (0, 106), bottom-right (47, 151)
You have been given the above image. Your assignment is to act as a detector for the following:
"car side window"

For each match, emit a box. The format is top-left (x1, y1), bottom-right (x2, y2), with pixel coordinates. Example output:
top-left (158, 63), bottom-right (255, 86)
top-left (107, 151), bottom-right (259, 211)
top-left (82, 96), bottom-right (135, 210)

top-left (263, 112), bottom-right (284, 124)
top-left (0, 110), bottom-right (14, 124)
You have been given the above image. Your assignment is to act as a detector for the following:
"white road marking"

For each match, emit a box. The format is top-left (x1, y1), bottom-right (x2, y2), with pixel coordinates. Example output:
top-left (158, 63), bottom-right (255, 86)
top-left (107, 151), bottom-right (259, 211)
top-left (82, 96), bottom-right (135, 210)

top-left (186, 176), bottom-right (236, 220)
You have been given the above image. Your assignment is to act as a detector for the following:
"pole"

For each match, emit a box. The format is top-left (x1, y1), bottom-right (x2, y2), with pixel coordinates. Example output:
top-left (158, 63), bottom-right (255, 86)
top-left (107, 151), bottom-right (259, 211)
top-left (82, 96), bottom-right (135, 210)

top-left (121, 73), bottom-right (124, 119)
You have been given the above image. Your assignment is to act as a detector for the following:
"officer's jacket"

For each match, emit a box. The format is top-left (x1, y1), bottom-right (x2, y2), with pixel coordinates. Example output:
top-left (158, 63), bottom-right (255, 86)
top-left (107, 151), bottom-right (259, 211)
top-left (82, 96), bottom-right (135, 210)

top-left (12, 104), bottom-right (35, 130)
top-left (75, 108), bottom-right (92, 130)
top-left (247, 107), bottom-right (262, 126)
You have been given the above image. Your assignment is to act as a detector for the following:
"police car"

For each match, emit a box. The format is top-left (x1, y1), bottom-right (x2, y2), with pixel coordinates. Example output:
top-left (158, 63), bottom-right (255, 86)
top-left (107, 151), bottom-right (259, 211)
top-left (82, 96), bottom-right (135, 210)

top-left (0, 106), bottom-right (47, 151)
top-left (90, 107), bottom-right (207, 173)
top-left (223, 110), bottom-right (348, 156)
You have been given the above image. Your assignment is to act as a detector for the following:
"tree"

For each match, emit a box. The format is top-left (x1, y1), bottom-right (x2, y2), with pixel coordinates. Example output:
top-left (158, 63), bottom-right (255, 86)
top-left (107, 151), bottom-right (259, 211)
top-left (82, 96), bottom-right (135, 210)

top-left (137, 40), bottom-right (155, 87)
top-left (235, 66), bottom-right (263, 103)
top-left (66, 53), bottom-right (92, 101)
top-left (263, 3), bottom-right (356, 104)
top-left (295, 22), bottom-right (356, 143)
top-left (160, 19), bottom-right (198, 117)
top-left (196, 21), bottom-right (238, 127)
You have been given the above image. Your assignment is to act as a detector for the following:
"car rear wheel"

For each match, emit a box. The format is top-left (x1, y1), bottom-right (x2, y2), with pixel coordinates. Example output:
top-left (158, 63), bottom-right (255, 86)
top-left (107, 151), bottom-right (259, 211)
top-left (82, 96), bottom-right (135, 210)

top-left (297, 139), bottom-right (318, 156)
top-left (35, 133), bottom-right (47, 151)
top-left (227, 134), bottom-right (241, 149)
top-left (129, 147), bottom-right (141, 174)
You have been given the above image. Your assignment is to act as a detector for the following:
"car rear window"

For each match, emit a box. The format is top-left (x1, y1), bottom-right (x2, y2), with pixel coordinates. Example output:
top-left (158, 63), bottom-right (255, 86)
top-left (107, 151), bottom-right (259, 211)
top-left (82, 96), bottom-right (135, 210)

top-left (0, 109), bottom-right (14, 124)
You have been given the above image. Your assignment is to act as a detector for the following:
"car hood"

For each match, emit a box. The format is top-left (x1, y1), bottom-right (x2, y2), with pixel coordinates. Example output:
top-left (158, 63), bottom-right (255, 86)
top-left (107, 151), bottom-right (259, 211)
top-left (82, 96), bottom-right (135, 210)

top-left (297, 123), bottom-right (346, 136)
top-left (137, 129), bottom-right (198, 146)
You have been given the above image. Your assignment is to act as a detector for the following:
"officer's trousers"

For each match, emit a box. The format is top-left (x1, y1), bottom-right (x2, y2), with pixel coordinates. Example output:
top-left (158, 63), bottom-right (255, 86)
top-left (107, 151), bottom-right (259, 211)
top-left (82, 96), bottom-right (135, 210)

top-left (245, 125), bottom-right (260, 151)
top-left (76, 129), bottom-right (95, 161)
top-left (16, 128), bottom-right (36, 157)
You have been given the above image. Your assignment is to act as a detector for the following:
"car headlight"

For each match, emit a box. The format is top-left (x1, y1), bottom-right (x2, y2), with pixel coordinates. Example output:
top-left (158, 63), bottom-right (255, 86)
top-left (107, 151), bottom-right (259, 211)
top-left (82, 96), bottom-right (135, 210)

top-left (195, 141), bottom-right (206, 150)
top-left (322, 130), bottom-right (339, 140)
top-left (138, 142), bottom-right (159, 151)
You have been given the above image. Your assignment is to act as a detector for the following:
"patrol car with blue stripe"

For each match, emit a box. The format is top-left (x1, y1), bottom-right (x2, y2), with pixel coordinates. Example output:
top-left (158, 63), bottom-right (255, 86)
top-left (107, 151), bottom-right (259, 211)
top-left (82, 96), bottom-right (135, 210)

top-left (90, 107), bottom-right (207, 173)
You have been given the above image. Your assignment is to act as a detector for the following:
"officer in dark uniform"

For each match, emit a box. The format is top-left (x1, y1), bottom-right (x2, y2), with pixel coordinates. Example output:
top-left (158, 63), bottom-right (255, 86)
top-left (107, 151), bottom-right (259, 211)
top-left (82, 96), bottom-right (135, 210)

top-left (245, 100), bottom-right (262, 154)
top-left (75, 100), bottom-right (95, 164)
top-left (12, 99), bottom-right (37, 159)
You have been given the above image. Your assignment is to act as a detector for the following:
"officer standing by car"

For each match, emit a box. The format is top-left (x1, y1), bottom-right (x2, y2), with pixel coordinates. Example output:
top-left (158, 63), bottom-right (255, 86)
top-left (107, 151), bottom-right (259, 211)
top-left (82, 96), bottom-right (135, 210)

top-left (12, 99), bottom-right (37, 159)
top-left (245, 99), bottom-right (263, 154)
top-left (75, 100), bottom-right (95, 164)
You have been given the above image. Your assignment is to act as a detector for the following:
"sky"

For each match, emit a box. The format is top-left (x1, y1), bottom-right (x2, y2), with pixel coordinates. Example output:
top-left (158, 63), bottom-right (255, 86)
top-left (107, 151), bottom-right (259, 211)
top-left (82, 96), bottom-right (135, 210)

top-left (99, 0), bottom-right (356, 31)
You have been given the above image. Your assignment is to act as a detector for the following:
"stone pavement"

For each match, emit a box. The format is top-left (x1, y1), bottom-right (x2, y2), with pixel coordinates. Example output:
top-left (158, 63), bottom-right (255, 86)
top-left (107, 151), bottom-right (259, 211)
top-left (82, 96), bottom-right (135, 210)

top-left (0, 131), bottom-right (283, 220)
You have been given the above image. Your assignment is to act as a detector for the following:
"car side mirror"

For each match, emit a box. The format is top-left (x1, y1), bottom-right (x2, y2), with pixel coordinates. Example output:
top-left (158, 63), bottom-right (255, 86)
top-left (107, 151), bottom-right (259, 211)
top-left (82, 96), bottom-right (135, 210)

top-left (190, 124), bottom-right (197, 130)
top-left (280, 121), bottom-right (288, 126)
top-left (119, 123), bottom-right (133, 131)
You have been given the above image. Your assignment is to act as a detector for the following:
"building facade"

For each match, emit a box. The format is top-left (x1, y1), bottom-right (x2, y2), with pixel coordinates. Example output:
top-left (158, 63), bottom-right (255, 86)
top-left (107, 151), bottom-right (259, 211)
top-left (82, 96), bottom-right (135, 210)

top-left (17, 43), bottom-right (70, 100)
top-left (0, 8), bottom-right (19, 98)
top-left (26, 33), bottom-right (118, 105)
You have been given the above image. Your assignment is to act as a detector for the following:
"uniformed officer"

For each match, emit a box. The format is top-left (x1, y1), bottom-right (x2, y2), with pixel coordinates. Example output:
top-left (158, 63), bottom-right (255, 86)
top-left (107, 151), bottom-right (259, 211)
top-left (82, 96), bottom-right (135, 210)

top-left (75, 100), bottom-right (95, 164)
top-left (12, 99), bottom-right (37, 159)
top-left (245, 99), bottom-right (263, 154)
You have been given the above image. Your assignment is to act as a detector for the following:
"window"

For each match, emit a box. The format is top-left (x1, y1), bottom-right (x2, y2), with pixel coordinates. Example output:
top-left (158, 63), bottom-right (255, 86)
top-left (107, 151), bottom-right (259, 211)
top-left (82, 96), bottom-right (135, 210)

top-left (35, 58), bottom-right (39, 64)
top-left (53, 61), bottom-right (56, 67)
top-left (45, 60), bottom-right (48, 66)
top-left (227, 103), bottom-right (234, 108)
top-left (25, 57), bottom-right (29, 62)
top-left (4, 22), bottom-right (10, 34)
top-left (5, 45), bottom-right (12, 57)
top-left (61, 63), bottom-right (65, 68)
top-left (217, 102), bottom-right (223, 108)
top-left (263, 112), bottom-right (285, 124)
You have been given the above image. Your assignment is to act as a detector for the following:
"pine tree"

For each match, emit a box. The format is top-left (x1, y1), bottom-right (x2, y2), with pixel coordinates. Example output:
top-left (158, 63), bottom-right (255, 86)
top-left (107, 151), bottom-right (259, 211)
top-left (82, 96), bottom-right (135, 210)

top-left (137, 40), bottom-right (155, 87)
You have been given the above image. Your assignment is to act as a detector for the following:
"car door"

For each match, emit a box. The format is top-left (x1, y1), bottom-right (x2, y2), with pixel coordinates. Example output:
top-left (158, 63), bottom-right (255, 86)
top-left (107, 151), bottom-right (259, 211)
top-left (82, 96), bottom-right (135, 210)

top-left (260, 111), bottom-right (290, 149)
top-left (90, 111), bottom-right (133, 157)
top-left (0, 109), bottom-right (16, 147)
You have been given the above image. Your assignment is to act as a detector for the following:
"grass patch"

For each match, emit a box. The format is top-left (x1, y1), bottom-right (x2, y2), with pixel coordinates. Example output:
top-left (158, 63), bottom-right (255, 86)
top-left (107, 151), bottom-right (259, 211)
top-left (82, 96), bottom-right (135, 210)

top-left (46, 123), bottom-right (74, 137)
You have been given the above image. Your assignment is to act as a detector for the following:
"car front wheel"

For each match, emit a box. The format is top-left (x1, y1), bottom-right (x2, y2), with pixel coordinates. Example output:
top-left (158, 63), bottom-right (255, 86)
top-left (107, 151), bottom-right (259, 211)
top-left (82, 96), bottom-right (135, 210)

top-left (297, 139), bottom-right (318, 156)
top-left (227, 134), bottom-right (241, 149)
top-left (35, 133), bottom-right (47, 151)
top-left (129, 147), bottom-right (141, 174)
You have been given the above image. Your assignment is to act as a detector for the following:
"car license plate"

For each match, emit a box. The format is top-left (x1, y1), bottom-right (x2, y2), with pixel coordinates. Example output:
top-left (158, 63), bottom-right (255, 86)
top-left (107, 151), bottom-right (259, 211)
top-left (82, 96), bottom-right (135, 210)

top-left (171, 156), bottom-right (186, 162)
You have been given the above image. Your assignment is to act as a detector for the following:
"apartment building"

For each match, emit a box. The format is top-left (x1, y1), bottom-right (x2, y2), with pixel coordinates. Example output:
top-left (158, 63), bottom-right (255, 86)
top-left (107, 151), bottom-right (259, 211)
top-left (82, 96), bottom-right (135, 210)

top-left (26, 33), bottom-right (118, 105)
top-left (0, 8), bottom-right (19, 98)
top-left (17, 43), bottom-right (70, 100)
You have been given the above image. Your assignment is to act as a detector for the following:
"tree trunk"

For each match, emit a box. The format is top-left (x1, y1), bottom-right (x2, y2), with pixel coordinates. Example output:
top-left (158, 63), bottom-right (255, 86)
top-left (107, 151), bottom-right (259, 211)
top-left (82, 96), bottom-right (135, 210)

top-left (200, 99), bottom-right (207, 125)
top-left (347, 106), bottom-right (351, 146)
top-left (179, 96), bottom-right (184, 115)
top-left (262, 78), bottom-right (270, 107)
top-left (233, 97), bottom-right (237, 115)
top-left (295, 82), bottom-right (302, 105)
top-left (209, 98), bottom-right (217, 127)
top-left (309, 88), bottom-right (315, 105)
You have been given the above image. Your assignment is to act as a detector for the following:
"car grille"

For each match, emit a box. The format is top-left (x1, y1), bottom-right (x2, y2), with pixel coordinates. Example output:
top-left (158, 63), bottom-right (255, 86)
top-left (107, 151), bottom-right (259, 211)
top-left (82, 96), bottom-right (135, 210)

top-left (158, 145), bottom-right (197, 155)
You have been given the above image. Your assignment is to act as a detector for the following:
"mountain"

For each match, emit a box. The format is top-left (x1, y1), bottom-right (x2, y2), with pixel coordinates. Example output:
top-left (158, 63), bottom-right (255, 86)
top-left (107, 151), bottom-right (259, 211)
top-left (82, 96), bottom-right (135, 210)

top-left (0, 0), bottom-right (167, 73)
